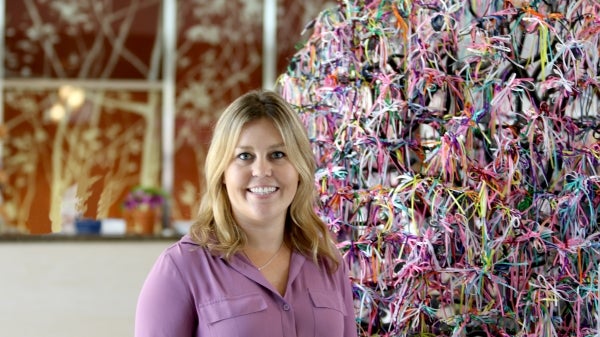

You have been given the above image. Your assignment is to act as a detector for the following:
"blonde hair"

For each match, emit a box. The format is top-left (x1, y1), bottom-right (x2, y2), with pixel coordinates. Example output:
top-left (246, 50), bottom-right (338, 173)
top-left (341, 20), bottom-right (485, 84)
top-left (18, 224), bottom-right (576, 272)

top-left (189, 90), bottom-right (340, 272)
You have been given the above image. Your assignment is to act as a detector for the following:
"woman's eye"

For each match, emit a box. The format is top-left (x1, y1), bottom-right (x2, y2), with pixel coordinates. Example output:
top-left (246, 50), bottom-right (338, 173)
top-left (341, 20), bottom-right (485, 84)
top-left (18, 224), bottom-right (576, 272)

top-left (271, 151), bottom-right (286, 159)
top-left (236, 152), bottom-right (252, 160)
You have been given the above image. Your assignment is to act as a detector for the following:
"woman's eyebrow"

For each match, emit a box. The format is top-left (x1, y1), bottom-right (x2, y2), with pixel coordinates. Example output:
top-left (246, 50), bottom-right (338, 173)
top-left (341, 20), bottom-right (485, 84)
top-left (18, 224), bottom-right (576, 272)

top-left (235, 143), bottom-right (286, 150)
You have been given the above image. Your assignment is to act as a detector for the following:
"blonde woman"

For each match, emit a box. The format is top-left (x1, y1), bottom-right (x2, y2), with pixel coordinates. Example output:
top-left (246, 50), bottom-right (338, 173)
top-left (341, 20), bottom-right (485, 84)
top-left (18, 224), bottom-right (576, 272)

top-left (135, 90), bottom-right (358, 337)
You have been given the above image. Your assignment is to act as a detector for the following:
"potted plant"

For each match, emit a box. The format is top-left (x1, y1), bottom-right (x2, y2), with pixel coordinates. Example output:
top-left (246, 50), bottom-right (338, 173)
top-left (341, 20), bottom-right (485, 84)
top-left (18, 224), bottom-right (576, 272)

top-left (122, 185), bottom-right (167, 235)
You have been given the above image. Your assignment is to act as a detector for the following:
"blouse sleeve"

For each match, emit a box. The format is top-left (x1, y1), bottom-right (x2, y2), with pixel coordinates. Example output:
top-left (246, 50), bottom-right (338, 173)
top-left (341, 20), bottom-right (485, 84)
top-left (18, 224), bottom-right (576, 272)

top-left (135, 252), bottom-right (196, 337)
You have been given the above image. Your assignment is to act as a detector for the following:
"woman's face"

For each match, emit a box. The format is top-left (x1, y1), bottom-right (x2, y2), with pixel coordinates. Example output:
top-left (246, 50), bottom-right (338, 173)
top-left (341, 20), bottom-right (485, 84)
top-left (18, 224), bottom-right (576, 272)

top-left (223, 118), bottom-right (299, 229)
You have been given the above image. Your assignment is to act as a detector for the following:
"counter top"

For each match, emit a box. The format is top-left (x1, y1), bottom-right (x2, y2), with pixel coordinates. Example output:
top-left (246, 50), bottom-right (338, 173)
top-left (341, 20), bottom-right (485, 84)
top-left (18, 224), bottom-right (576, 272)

top-left (0, 233), bottom-right (182, 242)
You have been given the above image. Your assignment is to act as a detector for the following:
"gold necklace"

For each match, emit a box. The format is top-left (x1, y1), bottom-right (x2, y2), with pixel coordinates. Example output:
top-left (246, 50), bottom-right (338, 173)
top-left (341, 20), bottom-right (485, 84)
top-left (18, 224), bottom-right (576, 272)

top-left (245, 241), bottom-right (285, 271)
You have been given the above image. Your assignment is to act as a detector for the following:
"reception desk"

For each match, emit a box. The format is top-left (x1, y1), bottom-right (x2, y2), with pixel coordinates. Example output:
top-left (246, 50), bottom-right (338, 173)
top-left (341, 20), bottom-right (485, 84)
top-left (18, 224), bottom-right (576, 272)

top-left (0, 235), bottom-right (179, 337)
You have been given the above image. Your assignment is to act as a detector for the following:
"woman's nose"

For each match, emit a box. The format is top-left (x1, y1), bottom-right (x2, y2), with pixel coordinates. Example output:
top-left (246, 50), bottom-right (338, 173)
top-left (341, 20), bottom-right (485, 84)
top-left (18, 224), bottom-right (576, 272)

top-left (252, 158), bottom-right (272, 177)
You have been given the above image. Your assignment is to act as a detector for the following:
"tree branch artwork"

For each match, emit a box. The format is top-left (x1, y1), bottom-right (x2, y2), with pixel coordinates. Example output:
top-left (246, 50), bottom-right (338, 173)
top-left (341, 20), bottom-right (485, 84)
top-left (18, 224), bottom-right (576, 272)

top-left (278, 0), bottom-right (600, 335)
top-left (2, 0), bottom-right (163, 233)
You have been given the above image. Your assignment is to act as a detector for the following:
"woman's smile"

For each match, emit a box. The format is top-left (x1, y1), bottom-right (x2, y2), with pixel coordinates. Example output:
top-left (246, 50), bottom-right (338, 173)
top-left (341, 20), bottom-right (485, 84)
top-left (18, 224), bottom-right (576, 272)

top-left (248, 186), bottom-right (279, 195)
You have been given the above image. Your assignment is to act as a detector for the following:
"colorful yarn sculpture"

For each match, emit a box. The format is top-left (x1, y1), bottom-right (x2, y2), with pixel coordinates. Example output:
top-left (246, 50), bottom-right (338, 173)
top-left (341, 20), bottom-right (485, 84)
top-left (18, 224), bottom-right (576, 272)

top-left (276, 0), bottom-right (600, 336)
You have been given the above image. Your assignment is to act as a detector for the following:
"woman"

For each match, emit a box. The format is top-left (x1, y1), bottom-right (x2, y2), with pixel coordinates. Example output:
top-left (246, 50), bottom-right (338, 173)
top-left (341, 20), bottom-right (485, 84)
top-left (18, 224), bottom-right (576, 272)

top-left (135, 90), bottom-right (358, 337)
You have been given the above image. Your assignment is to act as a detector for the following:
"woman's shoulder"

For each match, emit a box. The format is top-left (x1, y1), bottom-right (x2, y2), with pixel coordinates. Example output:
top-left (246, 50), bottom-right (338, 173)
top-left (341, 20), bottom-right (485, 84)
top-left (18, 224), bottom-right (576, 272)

top-left (153, 234), bottom-right (228, 276)
top-left (160, 234), bottom-right (212, 261)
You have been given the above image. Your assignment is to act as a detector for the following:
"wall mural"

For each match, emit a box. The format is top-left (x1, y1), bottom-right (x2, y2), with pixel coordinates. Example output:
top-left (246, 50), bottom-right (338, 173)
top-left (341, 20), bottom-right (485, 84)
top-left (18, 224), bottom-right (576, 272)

top-left (2, 0), bottom-right (163, 233)
top-left (3, 88), bottom-right (160, 233)
top-left (279, 0), bottom-right (599, 335)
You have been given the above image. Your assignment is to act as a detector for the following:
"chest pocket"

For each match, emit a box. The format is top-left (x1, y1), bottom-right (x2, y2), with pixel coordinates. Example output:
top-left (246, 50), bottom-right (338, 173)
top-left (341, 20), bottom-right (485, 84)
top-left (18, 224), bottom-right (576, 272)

top-left (309, 289), bottom-right (347, 336)
top-left (198, 293), bottom-right (268, 336)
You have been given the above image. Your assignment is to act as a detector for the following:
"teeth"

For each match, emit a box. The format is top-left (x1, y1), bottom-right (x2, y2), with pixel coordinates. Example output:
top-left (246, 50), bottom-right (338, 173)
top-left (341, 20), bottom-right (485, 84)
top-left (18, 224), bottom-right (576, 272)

top-left (249, 187), bottom-right (277, 194)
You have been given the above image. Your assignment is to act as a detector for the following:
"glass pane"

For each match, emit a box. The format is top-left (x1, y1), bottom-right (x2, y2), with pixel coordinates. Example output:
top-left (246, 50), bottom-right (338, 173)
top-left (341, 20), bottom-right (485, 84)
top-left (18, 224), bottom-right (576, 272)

top-left (2, 87), bottom-right (161, 234)
top-left (171, 0), bottom-right (265, 220)
top-left (2, 0), bottom-right (163, 234)
top-left (4, 0), bottom-right (162, 79)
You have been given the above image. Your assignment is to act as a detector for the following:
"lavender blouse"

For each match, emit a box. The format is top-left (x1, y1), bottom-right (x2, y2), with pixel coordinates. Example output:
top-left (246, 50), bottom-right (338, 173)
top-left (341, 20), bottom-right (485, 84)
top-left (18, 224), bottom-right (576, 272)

top-left (135, 235), bottom-right (358, 337)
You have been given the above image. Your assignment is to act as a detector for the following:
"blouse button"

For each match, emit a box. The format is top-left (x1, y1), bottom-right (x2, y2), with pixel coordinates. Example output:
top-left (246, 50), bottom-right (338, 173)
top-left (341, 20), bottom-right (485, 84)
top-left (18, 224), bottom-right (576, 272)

top-left (282, 304), bottom-right (291, 311)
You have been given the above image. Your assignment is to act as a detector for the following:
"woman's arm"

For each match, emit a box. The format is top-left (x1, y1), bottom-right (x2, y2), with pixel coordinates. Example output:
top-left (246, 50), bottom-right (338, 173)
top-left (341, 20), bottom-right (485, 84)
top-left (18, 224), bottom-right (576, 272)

top-left (135, 252), bottom-right (196, 337)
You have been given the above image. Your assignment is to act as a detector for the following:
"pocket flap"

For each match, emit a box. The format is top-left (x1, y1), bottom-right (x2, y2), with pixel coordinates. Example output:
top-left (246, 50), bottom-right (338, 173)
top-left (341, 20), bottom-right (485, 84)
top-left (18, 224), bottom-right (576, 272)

top-left (199, 293), bottom-right (268, 324)
top-left (308, 289), bottom-right (346, 315)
